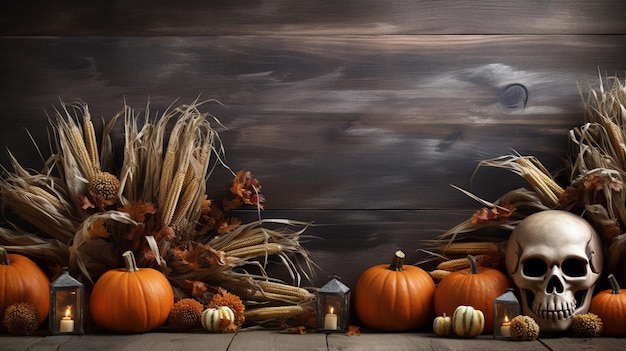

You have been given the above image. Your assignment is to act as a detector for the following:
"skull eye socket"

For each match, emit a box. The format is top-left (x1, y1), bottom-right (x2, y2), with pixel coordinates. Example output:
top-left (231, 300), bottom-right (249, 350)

top-left (562, 258), bottom-right (587, 277)
top-left (522, 258), bottom-right (547, 277)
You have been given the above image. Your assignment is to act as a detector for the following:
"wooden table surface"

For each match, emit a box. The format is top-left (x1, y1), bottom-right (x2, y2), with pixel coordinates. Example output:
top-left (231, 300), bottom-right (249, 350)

top-left (2, 330), bottom-right (626, 351)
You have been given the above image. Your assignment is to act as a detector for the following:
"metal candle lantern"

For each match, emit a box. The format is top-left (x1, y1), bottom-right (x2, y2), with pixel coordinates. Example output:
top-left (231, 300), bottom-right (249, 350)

top-left (316, 275), bottom-right (350, 332)
top-left (493, 289), bottom-right (521, 339)
top-left (49, 268), bottom-right (84, 335)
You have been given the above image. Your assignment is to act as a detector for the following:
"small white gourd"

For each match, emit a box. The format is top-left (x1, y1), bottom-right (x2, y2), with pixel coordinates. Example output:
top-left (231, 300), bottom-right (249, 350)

top-left (452, 305), bottom-right (484, 338)
top-left (201, 306), bottom-right (235, 332)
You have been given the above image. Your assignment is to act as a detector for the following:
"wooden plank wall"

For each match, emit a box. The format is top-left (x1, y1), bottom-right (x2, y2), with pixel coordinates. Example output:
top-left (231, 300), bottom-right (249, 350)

top-left (1, 1), bottom-right (626, 292)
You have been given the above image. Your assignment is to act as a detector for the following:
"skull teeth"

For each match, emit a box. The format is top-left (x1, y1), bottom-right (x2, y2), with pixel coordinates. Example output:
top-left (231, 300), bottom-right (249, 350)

top-left (533, 300), bottom-right (576, 321)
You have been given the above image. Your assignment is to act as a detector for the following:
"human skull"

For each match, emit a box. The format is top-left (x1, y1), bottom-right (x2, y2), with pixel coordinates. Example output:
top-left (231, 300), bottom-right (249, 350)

top-left (505, 210), bottom-right (603, 333)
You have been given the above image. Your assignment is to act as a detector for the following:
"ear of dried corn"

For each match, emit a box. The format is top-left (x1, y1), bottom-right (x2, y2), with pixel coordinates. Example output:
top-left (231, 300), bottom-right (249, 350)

top-left (244, 305), bottom-right (305, 322)
top-left (0, 99), bottom-right (317, 327)
top-left (426, 75), bottom-right (626, 288)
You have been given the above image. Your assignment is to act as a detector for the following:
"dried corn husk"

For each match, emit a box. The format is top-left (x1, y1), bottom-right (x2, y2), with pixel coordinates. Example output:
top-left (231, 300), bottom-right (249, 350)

top-left (425, 74), bottom-right (626, 288)
top-left (0, 99), bottom-right (317, 326)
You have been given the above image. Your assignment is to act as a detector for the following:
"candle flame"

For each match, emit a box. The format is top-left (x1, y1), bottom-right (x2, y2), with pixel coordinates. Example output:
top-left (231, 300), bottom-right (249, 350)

top-left (329, 306), bottom-right (334, 314)
top-left (65, 306), bottom-right (72, 318)
top-left (503, 315), bottom-right (509, 323)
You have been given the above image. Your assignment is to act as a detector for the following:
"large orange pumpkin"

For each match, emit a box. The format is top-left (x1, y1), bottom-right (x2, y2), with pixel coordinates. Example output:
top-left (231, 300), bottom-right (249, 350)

top-left (590, 273), bottom-right (626, 337)
top-left (90, 250), bottom-right (174, 333)
top-left (0, 247), bottom-right (49, 327)
top-left (434, 255), bottom-right (510, 334)
top-left (355, 250), bottom-right (435, 331)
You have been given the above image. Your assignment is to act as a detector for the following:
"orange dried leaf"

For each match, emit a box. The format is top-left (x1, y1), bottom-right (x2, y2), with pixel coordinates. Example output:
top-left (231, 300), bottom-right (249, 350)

top-left (88, 219), bottom-right (110, 239)
top-left (283, 326), bottom-right (307, 334)
top-left (230, 169), bottom-right (265, 209)
top-left (347, 325), bottom-right (361, 336)
top-left (470, 203), bottom-right (515, 224)
top-left (119, 200), bottom-right (157, 222)
top-left (218, 319), bottom-right (238, 333)
top-left (216, 217), bottom-right (242, 235)
top-left (174, 243), bottom-right (226, 270)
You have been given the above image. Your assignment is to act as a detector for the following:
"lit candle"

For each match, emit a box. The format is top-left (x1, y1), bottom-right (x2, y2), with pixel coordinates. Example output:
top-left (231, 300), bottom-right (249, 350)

top-left (323, 306), bottom-right (338, 330)
top-left (60, 306), bottom-right (74, 333)
top-left (500, 315), bottom-right (511, 337)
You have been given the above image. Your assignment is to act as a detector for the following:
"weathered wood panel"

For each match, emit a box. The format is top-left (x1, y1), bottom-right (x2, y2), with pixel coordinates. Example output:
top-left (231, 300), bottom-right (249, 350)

top-left (1, 332), bottom-right (235, 351)
top-left (229, 330), bottom-right (327, 351)
top-left (5, 331), bottom-right (626, 351)
top-left (327, 333), bottom-right (548, 351)
top-left (1, 3), bottom-right (626, 336)
top-left (235, 209), bottom-right (473, 288)
top-left (527, 336), bottom-right (626, 351)
top-left (2, 35), bottom-right (625, 212)
top-left (1, 1), bottom-right (625, 35)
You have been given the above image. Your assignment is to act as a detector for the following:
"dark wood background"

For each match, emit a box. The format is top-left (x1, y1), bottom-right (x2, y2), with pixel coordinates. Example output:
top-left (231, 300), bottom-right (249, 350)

top-left (1, 1), bottom-right (626, 290)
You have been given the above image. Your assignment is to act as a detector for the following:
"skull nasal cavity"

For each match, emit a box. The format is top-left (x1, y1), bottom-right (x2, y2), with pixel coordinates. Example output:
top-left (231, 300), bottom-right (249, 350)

top-left (546, 275), bottom-right (564, 293)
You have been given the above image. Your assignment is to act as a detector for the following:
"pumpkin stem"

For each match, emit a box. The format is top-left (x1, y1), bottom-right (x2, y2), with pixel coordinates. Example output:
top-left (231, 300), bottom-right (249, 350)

top-left (467, 254), bottom-right (478, 274)
top-left (608, 273), bottom-right (621, 294)
top-left (0, 247), bottom-right (9, 265)
top-left (388, 250), bottom-right (405, 272)
top-left (122, 250), bottom-right (140, 272)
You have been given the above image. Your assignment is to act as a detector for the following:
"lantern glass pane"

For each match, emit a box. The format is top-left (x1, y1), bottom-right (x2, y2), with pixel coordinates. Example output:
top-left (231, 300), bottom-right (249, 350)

top-left (49, 270), bottom-right (84, 335)
top-left (316, 276), bottom-right (351, 332)
top-left (52, 289), bottom-right (80, 333)
top-left (493, 291), bottom-right (521, 339)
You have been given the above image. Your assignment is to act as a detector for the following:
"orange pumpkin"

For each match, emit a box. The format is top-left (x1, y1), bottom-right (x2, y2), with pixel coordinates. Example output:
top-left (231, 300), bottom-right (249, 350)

top-left (590, 273), bottom-right (626, 337)
top-left (90, 250), bottom-right (174, 333)
top-left (355, 250), bottom-right (435, 331)
top-left (0, 247), bottom-right (49, 326)
top-left (434, 255), bottom-right (510, 334)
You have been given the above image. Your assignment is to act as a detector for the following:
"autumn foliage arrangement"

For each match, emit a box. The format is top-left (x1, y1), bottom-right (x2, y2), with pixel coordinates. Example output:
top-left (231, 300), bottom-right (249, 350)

top-left (424, 75), bottom-right (626, 289)
top-left (0, 99), bottom-right (316, 331)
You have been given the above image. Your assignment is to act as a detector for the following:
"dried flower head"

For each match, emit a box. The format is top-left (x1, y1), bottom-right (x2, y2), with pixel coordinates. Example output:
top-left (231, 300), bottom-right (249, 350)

top-left (168, 298), bottom-right (204, 330)
top-left (207, 291), bottom-right (245, 327)
top-left (3, 302), bottom-right (39, 335)
top-left (89, 171), bottom-right (120, 206)
top-left (510, 315), bottom-right (540, 341)
top-left (572, 313), bottom-right (603, 338)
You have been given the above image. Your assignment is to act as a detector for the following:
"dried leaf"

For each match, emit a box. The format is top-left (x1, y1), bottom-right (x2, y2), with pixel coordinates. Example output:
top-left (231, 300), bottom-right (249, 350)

top-left (347, 325), bottom-right (361, 336)
top-left (216, 217), bottom-right (242, 235)
top-left (470, 202), bottom-right (515, 224)
top-left (173, 243), bottom-right (226, 270)
top-left (119, 201), bottom-right (157, 222)
top-left (88, 219), bottom-right (110, 239)
top-left (229, 169), bottom-right (265, 209)
top-left (218, 319), bottom-right (239, 333)
top-left (190, 280), bottom-right (210, 298)
top-left (283, 326), bottom-right (307, 334)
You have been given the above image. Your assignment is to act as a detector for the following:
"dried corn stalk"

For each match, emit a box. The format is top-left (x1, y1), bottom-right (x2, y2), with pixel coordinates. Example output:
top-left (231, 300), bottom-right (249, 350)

top-left (426, 74), bottom-right (626, 288)
top-left (0, 99), bottom-right (317, 326)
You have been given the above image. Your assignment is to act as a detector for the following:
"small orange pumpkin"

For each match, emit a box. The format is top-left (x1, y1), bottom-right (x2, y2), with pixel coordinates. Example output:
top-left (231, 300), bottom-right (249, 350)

top-left (354, 250), bottom-right (435, 331)
top-left (590, 273), bottom-right (626, 337)
top-left (434, 255), bottom-right (510, 334)
top-left (0, 247), bottom-right (49, 327)
top-left (90, 250), bottom-right (174, 333)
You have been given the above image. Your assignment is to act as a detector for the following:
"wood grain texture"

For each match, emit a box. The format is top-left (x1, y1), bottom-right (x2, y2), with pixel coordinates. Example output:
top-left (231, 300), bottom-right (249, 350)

top-left (1, 3), bottom-right (626, 328)
top-left (4, 331), bottom-right (625, 351)
top-left (327, 333), bottom-right (548, 351)
top-left (2, 35), bottom-right (625, 212)
top-left (236, 209), bottom-right (474, 288)
top-left (229, 330), bottom-right (327, 351)
top-left (1, 1), bottom-right (625, 35)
